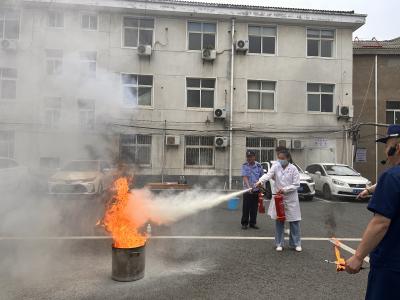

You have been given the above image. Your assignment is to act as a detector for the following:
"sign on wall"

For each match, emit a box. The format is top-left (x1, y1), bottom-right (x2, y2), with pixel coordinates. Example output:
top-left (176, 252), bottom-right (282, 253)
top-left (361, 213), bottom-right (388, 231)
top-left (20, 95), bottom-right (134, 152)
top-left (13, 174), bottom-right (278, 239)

top-left (356, 148), bottom-right (367, 162)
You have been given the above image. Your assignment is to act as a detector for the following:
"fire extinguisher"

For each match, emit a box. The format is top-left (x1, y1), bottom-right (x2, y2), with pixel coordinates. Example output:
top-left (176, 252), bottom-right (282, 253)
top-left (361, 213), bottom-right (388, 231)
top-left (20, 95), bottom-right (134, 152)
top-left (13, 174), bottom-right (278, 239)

top-left (274, 192), bottom-right (285, 222)
top-left (258, 192), bottom-right (265, 214)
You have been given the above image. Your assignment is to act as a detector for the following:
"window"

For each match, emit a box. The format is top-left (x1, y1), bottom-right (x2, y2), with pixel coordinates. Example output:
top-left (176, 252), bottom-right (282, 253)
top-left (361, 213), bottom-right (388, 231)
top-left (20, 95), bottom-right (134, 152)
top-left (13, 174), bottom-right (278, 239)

top-left (247, 80), bottom-right (276, 110)
top-left (80, 51), bottom-right (96, 78)
top-left (0, 10), bottom-right (20, 40)
top-left (248, 25), bottom-right (276, 54)
top-left (188, 21), bottom-right (216, 50)
top-left (185, 136), bottom-right (214, 167)
top-left (44, 97), bottom-right (61, 129)
top-left (386, 101), bottom-right (400, 124)
top-left (307, 83), bottom-right (334, 113)
top-left (0, 131), bottom-right (14, 158)
top-left (81, 14), bottom-right (97, 30)
top-left (186, 78), bottom-right (215, 108)
top-left (0, 68), bottom-right (17, 100)
top-left (48, 11), bottom-right (64, 28)
top-left (123, 17), bottom-right (154, 47)
top-left (307, 28), bottom-right (334, 57)
top-left (122, 74), bottom-right (153, 106)
top-left (46, 49), bottom-right (63, 75)
top-left (78, 99), bottom-right (95, 130)
top-left (119, 134), bottom-right (151, 165)
top-left (246, 137), bottom-right (276, 162)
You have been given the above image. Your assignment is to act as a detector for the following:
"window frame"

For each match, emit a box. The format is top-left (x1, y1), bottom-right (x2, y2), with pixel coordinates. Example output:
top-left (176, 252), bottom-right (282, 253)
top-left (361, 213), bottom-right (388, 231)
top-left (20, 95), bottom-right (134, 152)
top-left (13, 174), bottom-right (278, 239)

top-left (306, 82), bottom-right (335, 114)
top-left (119, 134), bottom-right (152, 166)
top-left (78, 99), bottom-right (96, 130)
top-left (186, 20), bottom-right (218, 52)
top-left (47, 11), bottom-right (64, 29)
top-left (184, 135), bottom-right (215, 168)
top-left (79, 51), bottom-right (97, 78)
top-left (0, 130), bottom-right (14, 158)
top-left (120, 73), bottom-right (154, 108)
top-left (245, 137), bottom-right (276, 163)
top-left (247, 24), bottom-right (278, 56)
top-left (45, 49), bottom-right (63, 76)
top-left (81, 13), bottom-right (98, 31)
top-left (121, 15), bottom-right (155, 49)
top-left (306, 27), bottom-right (336, 59)
top-left (43, 97), bottom-right (62, 129)
top-left (185, 77), bottom-right (216, 110)
top-left (0, 10), bottom-right (21, 40)
top-left (0, 67), bottom-right (17, 101)
top-left (246, 79), bottom-right (277, 112)
top-left (386, 100), bottom-right (400, 124)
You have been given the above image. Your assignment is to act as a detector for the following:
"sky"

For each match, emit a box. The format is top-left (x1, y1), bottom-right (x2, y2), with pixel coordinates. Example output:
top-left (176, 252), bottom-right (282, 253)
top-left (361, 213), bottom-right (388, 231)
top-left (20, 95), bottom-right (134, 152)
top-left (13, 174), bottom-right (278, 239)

top-left (183, 0), bottom-right (398, 40)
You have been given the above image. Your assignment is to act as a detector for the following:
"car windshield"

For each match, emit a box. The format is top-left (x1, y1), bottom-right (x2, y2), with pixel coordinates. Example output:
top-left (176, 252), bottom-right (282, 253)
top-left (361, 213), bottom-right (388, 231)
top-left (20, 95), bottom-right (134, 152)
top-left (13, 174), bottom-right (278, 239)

top-left (323, 165), bottom-right (359, 176)
top-left (61, 161), bottom-right (99, 172)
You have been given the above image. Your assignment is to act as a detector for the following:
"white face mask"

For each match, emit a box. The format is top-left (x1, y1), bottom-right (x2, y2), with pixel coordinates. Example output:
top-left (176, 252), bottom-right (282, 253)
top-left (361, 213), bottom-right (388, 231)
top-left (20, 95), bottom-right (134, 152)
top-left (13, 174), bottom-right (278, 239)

top-left (278, 159), bottom-right (288, 167)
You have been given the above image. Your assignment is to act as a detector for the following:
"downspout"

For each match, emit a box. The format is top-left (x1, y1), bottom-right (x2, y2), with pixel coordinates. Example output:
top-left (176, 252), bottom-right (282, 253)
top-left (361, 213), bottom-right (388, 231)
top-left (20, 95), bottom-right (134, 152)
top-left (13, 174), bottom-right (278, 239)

top-left (228, 18), bottom-right (235, 190)
top-left (375, 55), bottom-right (378, 182)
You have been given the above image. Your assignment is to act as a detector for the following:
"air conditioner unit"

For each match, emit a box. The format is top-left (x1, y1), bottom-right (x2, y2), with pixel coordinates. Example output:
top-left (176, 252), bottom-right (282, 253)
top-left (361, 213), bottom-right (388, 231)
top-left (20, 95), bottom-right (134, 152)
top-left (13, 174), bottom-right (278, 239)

top-left (235, 40), bottom-right (249, 52)
top-left (214, 108), bottom-right (226, 119)
top-left (277, 139), bottom-right (291, 149)
top-left (337, 105), bottom-right (354, 118)
top-left (137, 44), bottom-right (152, 56)
top-left (1, 39), bottom-right (17, 51)
top-left (202, 49), bottom-right (216, 61)
top-left (165, 135), bottom-right (180, 146)
top-left (214, 136), bottom-right (229, 148)
top-left (292, 139), bottom-right (304, 150)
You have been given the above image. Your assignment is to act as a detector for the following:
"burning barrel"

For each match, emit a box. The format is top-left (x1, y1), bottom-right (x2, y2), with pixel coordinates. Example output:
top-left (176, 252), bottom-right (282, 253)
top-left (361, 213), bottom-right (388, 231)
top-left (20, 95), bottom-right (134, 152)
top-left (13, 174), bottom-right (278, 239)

top-left (112, 245), bottom-right (146, 282)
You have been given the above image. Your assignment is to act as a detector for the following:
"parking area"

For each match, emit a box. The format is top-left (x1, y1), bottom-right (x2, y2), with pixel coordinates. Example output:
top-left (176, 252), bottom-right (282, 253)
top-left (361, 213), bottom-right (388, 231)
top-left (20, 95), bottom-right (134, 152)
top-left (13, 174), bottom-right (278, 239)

top-left (0, 192), bottom-right (372, 300)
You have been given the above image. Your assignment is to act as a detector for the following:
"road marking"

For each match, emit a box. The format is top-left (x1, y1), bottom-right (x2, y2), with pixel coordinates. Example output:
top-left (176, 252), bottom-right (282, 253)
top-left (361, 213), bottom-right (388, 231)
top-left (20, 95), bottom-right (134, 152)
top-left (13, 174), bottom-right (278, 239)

top-left (329, 238), bottom-right (370, 264)
top-left (0, 235), bottom-right (362, 242)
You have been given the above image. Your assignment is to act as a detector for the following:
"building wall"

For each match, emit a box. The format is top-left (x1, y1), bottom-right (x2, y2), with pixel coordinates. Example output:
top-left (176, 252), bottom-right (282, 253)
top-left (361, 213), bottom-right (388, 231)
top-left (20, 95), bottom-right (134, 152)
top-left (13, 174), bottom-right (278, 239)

top-left (0, 3), bottom-right (357, 187)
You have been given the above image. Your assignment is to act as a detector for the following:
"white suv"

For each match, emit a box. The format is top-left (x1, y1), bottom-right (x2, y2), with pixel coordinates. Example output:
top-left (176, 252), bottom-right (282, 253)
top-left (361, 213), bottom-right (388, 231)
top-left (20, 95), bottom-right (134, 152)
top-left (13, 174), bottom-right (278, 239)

top-left (306, 163), bottom-right (371, 200)
top-left (261, 161), bottom-right (316, 201)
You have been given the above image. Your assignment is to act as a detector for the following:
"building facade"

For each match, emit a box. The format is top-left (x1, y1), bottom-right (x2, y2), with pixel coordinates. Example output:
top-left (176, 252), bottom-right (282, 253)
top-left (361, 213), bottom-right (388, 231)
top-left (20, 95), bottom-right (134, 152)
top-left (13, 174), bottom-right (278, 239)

top-left (353, 37), bottom-right (400, 183)
top-left (0, 0), bottom-right (365, 188)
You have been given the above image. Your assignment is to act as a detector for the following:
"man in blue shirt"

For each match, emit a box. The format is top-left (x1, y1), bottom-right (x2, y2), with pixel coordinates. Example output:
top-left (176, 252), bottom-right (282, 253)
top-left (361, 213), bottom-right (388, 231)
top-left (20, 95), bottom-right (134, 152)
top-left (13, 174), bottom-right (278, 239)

top-left (346, 124), bottom-right (400, 300)
top-left (241, 150), bottom-right (264, 230)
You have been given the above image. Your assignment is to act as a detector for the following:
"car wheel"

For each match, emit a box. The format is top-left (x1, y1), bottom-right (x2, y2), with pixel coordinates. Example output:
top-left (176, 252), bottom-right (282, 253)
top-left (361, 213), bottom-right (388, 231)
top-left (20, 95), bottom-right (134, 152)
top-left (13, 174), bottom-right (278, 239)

top-left (302, 195), bottom-right (314, 201)
top-left (323, 184), bottom-right (332, 200)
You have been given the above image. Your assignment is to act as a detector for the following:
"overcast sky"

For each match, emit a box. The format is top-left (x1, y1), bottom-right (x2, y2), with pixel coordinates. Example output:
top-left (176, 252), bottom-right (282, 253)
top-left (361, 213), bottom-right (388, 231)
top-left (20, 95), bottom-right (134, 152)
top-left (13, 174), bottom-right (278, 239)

top-left (183, 0), bottom-right (398, 40)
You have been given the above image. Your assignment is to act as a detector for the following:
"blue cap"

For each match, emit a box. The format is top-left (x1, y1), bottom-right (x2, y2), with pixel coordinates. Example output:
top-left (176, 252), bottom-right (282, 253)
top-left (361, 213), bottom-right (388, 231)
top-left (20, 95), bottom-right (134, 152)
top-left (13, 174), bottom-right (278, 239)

top-left (246, 150), bottom-right (256, 157)
top-left (376, 124), bottom-right (400, 144)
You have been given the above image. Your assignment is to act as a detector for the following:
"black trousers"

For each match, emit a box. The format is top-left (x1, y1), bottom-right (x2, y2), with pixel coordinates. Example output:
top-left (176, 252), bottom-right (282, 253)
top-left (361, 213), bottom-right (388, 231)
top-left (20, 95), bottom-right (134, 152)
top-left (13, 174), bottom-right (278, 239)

top-left (241, 192), bottom-right (259, 226)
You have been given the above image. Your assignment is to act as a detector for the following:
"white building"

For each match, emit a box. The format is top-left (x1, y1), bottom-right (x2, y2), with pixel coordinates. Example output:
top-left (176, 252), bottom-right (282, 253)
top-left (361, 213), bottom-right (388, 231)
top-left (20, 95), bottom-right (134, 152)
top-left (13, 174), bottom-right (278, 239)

top-left (0, 0), bottom-right (365, 188)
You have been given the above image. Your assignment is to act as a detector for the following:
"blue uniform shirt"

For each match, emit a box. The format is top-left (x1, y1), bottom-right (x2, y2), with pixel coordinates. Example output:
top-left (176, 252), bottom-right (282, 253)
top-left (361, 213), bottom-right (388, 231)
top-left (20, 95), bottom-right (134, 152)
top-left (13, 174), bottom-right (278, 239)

top-left (367, 165), bottom-right (400, 272)
top-left (241, 161), bottom-right (264, 190)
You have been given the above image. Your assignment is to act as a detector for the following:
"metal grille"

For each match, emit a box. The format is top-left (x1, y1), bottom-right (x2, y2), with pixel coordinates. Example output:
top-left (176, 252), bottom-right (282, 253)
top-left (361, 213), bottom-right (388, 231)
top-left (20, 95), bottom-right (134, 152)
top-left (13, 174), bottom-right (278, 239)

top-left (246, 137), bottom-right (276, 162)
top-left (185, 136), bottom-right (214, 166)
top-left (119, 134), bottom-right (152, 165)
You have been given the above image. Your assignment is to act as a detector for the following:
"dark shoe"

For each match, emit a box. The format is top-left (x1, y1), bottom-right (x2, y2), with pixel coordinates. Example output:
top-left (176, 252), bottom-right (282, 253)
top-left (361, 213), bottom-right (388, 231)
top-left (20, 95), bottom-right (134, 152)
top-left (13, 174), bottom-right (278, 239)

top-left (241, 225), bottom-right (248, 230)
top-left (249, 225), bottom-right (259, 229)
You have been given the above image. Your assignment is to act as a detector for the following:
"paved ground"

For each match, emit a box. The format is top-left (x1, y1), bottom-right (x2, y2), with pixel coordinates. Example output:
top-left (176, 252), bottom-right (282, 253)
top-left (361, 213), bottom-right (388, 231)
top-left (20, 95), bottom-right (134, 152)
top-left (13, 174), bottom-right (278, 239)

top-left (0, 191), bottom-right (372, 300)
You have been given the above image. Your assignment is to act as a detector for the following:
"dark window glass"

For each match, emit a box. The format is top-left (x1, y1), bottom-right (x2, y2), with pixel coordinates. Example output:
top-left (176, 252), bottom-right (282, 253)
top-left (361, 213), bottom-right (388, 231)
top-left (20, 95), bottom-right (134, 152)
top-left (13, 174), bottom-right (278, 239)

top-left (321, 40), bottom-right (333, 57)
top-left (203, 34), bottom-right (215, 49)
top-left (321, 94), bottom-right (333, 112)
top-left (201, 90), bottom-right (214, 108)
top-left (308, 94), bottom-right (320, 111)
top-left (188, 33), bottom-right (201, 50)
top-left (187, 90), bottom-right (200, 107)
top-left (307, 39), bottom-right (319, 56)
top-left (139, 29), bottom-right (152, 45)
top-left (249, 36), bottom-right (261, 53)
top-left (386, 101), bottom-right (400, 109)
top-left (262, 37), bottom-right (275, 54)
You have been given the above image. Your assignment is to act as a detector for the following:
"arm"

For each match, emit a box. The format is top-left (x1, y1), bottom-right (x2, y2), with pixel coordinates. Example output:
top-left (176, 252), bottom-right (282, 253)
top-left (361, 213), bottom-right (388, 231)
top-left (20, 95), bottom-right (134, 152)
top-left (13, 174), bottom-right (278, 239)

top-left (281, 167), bottom-right (300, 194)
top-left (357, 184), bottom-right (376, 200)
top-left (346, 214), bottom-right (391, 273)
top-left (256, 165), bottom-right (275, 186)
top-left (243, 176), bottom-right (252, 189)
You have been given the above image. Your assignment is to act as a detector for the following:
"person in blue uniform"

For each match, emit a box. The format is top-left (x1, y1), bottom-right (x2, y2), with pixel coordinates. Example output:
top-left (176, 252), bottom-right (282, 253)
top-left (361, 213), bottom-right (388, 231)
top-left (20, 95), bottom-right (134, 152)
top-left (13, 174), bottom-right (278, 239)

top-left (346, 124), bottom-right (400, 300)
top-left (241, 150), bottom-right (264, 230)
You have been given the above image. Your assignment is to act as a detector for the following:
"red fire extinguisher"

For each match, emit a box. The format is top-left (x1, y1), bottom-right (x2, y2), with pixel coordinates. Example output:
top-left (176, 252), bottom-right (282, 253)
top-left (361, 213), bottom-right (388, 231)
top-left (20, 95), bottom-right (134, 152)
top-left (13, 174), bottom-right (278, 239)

top-left (258, 192), bottom-right (265, 213)
top-left (274, 192), bottom-right (285, 222)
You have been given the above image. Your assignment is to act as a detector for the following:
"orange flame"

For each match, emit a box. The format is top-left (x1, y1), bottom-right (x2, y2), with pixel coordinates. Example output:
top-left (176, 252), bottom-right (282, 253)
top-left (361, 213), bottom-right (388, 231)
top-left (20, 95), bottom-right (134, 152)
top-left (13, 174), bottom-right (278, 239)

top-left (333, 238), bottom-right (346, 272)
top-left (102, 177), bottom-right (146, 248)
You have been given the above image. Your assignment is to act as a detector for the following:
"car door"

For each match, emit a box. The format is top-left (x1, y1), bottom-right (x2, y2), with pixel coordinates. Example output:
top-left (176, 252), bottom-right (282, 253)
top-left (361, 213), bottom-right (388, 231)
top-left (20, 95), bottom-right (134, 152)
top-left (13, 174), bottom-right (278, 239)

top-left (306, 165), bottom-right (321, 192)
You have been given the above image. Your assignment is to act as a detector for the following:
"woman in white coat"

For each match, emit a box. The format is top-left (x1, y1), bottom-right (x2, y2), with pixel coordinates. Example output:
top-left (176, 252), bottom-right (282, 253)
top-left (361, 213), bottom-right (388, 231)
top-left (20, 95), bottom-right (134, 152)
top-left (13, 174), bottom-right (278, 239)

top-left (256, 148), bottom-right (302, 252)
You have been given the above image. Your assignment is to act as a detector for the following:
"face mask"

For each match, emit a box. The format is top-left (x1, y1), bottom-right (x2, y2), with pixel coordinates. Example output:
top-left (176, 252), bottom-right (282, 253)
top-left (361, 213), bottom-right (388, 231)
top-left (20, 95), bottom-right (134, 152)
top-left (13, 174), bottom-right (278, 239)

top-left (278, 159), bottom-right (288, 167)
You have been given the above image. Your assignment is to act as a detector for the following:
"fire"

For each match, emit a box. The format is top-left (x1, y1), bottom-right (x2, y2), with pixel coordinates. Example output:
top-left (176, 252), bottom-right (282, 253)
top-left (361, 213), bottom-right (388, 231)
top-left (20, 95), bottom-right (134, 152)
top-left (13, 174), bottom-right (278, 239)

top-left (333, 238), bottom-right (346, 272)
top-left (102, 177), bottom-right (147, 248)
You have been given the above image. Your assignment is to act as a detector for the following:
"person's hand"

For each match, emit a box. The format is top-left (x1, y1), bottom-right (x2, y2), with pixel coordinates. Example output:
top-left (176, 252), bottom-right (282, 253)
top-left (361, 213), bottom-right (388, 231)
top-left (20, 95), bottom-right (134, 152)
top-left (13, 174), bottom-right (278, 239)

top-left (277, 189), bottom-right (285, 194)
top-left (357, 189), bottom-right (369, 200)
top-left (345, 255), bottom-right (363, 274)
top-left (255, 181), bottom-right (262, 188)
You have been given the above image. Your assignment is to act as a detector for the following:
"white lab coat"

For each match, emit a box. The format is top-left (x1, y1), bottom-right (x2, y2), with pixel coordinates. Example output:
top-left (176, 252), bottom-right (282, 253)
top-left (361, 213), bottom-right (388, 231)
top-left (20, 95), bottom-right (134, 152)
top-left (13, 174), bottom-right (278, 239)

top-left (259, 162), bottom-right (301, 222)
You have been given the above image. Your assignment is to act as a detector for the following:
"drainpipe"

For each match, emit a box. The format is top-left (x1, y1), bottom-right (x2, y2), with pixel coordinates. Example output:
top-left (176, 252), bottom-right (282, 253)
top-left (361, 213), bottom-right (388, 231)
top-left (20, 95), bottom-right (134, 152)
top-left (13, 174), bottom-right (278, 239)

top-left (375, 55), bottom-right (378, 182)
top-left (228, 18), bottom-right (235, 190)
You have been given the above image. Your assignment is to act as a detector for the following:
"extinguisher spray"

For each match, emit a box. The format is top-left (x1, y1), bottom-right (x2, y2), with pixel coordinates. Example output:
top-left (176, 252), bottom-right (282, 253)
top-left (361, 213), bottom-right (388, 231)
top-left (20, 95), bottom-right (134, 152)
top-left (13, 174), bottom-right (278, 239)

top-left (274, 192), bottom-right (286, 222)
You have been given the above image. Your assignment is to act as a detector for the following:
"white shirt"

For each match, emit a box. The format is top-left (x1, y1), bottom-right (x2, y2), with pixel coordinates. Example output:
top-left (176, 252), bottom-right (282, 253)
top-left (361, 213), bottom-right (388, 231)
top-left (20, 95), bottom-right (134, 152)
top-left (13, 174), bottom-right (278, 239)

top-left (258, 162), bottom-right (301, 222)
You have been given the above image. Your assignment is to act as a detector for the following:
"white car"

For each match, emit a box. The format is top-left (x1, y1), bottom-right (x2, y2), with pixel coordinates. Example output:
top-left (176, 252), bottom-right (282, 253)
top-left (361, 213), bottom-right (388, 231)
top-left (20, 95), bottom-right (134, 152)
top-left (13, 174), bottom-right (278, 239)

top-left (305, 163), bottom-right (371, 200)
top-left (48, 160), bottom-right (115, 195)
top-left (0, 157), bottom-right (29, 192)
top-left (261, 161), bottom-right (316, 201)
